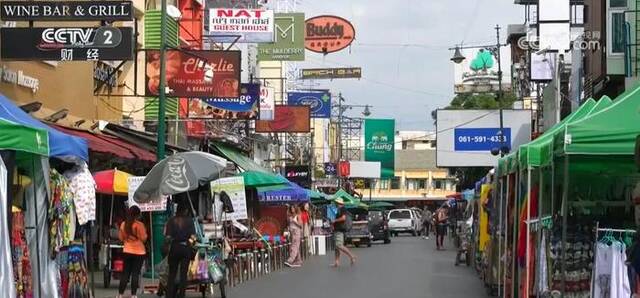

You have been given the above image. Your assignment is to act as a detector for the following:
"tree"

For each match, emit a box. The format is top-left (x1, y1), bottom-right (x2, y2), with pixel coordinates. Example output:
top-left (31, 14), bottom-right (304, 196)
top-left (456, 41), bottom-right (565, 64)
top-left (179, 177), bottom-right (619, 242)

top-left (433, 92), bottom-right (517, 191)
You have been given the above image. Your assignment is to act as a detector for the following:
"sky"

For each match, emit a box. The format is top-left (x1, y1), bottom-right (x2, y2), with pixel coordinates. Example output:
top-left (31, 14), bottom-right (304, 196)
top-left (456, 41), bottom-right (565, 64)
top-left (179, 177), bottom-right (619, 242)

top-left (295, 0), bottom-right (523, 130)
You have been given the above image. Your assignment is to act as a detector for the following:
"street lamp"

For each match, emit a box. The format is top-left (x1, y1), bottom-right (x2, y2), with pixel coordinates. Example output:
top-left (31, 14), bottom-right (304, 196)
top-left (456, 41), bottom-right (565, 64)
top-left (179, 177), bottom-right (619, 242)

top-left (449, 24), bottom-right (509, 156)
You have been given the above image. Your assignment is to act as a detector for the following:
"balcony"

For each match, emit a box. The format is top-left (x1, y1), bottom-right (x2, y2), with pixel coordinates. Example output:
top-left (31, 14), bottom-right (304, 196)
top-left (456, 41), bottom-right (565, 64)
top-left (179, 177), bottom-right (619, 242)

top-left (354, 188), bottom-right (453, 201)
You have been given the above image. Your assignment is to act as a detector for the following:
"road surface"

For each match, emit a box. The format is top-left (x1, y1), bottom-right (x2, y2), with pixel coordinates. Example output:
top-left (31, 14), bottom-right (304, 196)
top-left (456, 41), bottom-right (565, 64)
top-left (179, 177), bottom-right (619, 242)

top-left (95, 236), bottom-right (488, 298)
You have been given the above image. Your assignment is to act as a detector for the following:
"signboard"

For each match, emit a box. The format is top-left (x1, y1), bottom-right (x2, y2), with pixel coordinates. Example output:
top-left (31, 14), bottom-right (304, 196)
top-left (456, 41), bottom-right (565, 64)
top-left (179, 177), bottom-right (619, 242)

top-left (0, 65), bottom-right (39, 93)
top-left (211, 176), bottom-right (248, 221)
top-left (364, 119), bottom-right (395, 178)
top-left (258, 13), bottom-right (304, 61)
top-left (287, 91), bottom-right (331, 118)
top-left (285, 165), bottom-right (311, 188)
top-left (0, 1), bottom-right (133, 21)
top-left (324, 162), bottom-right (337, 176)
top-left (259, 86), bottom-right (275, 120)
top-left (127, 176), bottom-right (167, 212)
top-left (338, 161), bottom-right (350, 177)
top-left (347, 161), bottom-right (381, 179)
top-left (145, 50), bottom-right (241, 98)
top-left (304, 15), bottom-right (355, 53)
top-left (300, 67), bottom-right (361, 80)
top-left (436, 110), bottom-right (532, 167)
top-left (1, 27), bottom-right (133, 61)
top-left (255, 105), bottom-right (310, 133)
top-left (94, 62), bottom-right (118, 89)
top-left (453, 47), bottom-right (511, 94)
top-left (453, 128), bottom-right (512, 151)
top-left (208, 8), bottom-right (274, 43)
top-left (199, 83), bottom-right (260, 119)
top-left (530, 52), bottom-right (555, 81)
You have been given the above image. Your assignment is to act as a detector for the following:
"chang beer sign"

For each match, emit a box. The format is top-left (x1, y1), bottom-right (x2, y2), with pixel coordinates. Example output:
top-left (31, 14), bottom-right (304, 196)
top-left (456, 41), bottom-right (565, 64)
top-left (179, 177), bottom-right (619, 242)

top-left (364, 119), bottom-right (395, 178)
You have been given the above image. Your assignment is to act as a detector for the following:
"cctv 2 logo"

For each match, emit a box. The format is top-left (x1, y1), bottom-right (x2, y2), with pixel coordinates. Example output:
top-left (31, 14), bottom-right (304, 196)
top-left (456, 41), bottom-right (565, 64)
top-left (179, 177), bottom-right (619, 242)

top-left (38, 27), bottom-right (122, 49)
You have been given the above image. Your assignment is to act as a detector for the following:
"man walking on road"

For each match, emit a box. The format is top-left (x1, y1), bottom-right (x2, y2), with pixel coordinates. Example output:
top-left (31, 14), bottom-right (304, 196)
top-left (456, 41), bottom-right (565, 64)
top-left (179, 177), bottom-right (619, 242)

top-left (435, 205), bottom-right (449, 250)
top-left (422, 206), bottom-right (432, 239)
top-left (331, 198), bottom-right (356, 267)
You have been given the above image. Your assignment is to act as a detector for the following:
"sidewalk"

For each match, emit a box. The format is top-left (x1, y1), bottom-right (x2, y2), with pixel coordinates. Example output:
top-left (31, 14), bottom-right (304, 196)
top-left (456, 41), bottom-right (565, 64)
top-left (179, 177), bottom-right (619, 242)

top-left (91, 270), bottom-right (225, 298)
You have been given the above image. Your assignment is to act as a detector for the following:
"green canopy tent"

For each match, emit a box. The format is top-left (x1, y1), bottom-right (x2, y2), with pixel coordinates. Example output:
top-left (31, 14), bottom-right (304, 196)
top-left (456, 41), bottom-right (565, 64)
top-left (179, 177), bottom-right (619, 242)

top-left (368, 201), bottom-right (395, 210)
top-left (0, 119), bottom-right (49, 156)
top-left (331, 189), bottom-right (368, 208)
top-left (238, 170), bottom-right (289, 187)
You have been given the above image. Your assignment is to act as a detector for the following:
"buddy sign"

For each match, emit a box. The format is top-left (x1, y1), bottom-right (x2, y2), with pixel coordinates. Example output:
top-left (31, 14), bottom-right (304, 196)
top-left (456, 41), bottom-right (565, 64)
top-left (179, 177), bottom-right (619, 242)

top-left (364, 119), bottom-right (395, 178)
top-left (305, 15), bottom-right (355, 54)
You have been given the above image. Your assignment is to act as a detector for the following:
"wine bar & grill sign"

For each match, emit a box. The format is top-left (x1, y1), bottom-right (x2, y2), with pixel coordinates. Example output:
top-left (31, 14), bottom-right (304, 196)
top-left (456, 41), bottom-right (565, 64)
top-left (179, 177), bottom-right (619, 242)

top-left (0, 1), bottom-right (133, 21)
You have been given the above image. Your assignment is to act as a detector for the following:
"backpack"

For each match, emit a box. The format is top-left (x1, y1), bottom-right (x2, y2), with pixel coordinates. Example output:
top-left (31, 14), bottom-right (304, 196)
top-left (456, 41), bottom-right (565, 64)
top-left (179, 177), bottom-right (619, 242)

top-left (343, 211), bottom-right (353, 231)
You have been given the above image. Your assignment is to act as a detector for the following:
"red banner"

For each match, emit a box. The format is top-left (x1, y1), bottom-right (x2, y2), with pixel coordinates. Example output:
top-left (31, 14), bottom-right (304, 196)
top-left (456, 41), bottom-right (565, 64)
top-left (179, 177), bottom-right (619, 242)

top-left (145, 50), bottom-right (241, 98)
top-left (255, 105), bottom-right (310, 133)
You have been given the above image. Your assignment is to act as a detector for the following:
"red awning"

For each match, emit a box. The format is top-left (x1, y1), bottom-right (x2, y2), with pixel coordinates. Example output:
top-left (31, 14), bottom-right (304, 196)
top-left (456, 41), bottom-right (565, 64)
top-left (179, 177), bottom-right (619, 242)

top-left (53, 125), bottom-right (156, 162)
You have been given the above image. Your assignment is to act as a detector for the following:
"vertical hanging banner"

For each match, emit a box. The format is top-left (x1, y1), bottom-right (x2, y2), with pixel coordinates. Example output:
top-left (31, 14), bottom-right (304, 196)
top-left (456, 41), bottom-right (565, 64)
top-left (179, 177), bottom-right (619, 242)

top-left (259, 86), bottom-right (275, 120)
top-left (287, 91), bottom-right (331, 118)
top-left (208, 8), bottom-right (274, 43)
top-left (257, 13), bottom-right (305, 61)
top-left (364, 119), bottom-right (395, 178)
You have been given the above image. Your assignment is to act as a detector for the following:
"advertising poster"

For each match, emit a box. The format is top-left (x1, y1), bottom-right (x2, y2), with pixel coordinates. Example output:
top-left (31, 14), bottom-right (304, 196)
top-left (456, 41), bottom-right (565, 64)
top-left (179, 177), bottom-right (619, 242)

top-left (258, 13), bottom-right (305, 61)
top-left (287, 91), bottom-right (331, 118)
top-left (208, 8), bottom-right (274, 43)
top-left (0, 1), bottom-right (133, 21)
top-left (200, 83), bottom-right (260, 119)
top-left (284, 165), bottom-right (311, 188)
top-left (364, 119), bottom-right (395, 178)
top-left (145, 50), bottom-right (241, 98)
top-left (255, 105), bottom-right (310, 133)
top-left (211, 176), bottom-right (248, 221)
top-left (127, 176), bottom-right (167, 212)
top-left (259, 86), bottom-right (275, 120)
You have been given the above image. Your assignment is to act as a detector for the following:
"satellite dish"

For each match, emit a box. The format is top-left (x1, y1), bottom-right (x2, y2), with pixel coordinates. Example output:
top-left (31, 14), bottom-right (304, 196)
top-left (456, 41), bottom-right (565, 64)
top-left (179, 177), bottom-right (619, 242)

top-left (167, 5), bottom-right (182, 21)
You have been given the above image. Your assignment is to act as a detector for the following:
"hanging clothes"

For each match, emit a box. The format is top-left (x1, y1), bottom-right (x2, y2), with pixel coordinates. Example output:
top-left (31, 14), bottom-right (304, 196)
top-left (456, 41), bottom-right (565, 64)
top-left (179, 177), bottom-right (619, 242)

top-left (49, 169), bottom-right (75, 257)
top-left (12, 209), bottom-right (33, 298)
top-left (57, 244), bottom-right (89, 298)
top-left (63, 163), bottom-right (95, 226)
top-left (537, 231), bottom-right (549, 295)
top-left (593, 241), bottom-right (631, 298)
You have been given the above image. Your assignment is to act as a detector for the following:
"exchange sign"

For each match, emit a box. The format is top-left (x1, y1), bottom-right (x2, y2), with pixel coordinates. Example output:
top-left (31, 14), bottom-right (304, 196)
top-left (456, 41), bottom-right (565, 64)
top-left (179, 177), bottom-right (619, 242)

top-left (145, 50), bottom-right (241, 98)
top-left (0, 1), bottom-right (133, 21)
top-left (287, 91), bottom-right (331, 118)
top-left (0, 27), bottom-right (133, 61)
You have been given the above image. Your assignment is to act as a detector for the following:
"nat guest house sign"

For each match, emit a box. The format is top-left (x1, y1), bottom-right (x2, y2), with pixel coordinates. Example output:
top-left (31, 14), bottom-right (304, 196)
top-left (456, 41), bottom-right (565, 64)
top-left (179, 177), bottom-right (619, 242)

top-left (0, 1), bottom-right (133, 21)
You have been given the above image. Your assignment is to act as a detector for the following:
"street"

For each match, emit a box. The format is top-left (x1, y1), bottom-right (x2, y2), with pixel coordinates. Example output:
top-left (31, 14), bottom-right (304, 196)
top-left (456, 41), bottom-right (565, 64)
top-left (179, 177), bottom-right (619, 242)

top-left (94, 236), bottom-right (486, 298)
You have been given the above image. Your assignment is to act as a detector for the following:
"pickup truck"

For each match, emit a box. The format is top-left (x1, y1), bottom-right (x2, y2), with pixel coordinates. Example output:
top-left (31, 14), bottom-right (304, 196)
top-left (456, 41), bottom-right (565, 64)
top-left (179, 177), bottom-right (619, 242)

top-left (388, 209), bottom-right (418, 236)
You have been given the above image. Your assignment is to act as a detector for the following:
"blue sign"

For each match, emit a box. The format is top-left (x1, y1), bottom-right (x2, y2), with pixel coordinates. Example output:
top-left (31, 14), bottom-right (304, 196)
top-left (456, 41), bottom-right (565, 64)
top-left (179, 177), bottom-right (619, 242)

top-left (287, 91), bottom-right (331, 118)
top-left (454, 128), bottom-right (511, 151)
top-left (203, 83), bottom-right (259, 113)
top-left (324, 162), bottom-right (337, 176)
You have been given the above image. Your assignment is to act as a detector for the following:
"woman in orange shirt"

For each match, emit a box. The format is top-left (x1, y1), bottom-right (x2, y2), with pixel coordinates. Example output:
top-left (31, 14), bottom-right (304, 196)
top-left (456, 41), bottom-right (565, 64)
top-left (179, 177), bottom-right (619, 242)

top-left (117, 206), bottom-right (147, 298)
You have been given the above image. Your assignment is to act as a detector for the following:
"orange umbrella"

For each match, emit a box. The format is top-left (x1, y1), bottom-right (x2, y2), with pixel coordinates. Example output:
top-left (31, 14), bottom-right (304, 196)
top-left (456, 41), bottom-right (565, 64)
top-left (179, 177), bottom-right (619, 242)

top-left (93, 169), bottom-right (132, 196)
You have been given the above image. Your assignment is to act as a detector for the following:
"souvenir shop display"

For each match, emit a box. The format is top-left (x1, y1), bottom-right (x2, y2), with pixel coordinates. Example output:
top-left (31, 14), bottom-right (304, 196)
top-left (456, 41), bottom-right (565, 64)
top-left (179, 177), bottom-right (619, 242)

top-left (549, 219), bottom-right (593, 297)
top-left (49, 169), bottom-right (76, 257)
top-left (11, 208), bottom-right (33, 298)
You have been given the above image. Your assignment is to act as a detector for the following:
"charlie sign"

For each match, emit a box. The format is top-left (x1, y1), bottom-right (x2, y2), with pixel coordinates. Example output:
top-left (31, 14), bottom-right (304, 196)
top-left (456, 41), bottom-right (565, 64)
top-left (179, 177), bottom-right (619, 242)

top-left (364, 119), bottom-right (395, 178)
top-left (1, 1), bottom-right (133, 21)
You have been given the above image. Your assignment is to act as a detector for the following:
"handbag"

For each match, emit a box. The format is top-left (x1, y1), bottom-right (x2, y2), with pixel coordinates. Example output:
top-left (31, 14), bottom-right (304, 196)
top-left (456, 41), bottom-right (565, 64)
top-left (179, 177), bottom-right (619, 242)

top-left (188, 250), bottom-right (200, 280)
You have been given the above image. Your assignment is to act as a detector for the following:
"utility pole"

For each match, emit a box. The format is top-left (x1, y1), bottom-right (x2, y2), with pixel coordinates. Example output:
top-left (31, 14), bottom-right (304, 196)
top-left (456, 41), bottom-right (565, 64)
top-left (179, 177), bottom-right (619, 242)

top-left (495, 24), bottom-right (506, 157)
top-left (157, 0), bottom-right (167, 160)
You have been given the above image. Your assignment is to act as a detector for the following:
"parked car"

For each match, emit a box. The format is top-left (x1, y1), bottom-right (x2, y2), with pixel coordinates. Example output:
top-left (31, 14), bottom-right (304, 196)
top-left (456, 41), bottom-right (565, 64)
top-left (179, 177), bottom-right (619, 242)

top-left (388, 209), bottom-right (419, 236)
top-left (368, 210), bottom-right (391, 244)
top-left (410, 208), bottom-right (424, 236)
top-left (345, 208), bottom-right (373, 247)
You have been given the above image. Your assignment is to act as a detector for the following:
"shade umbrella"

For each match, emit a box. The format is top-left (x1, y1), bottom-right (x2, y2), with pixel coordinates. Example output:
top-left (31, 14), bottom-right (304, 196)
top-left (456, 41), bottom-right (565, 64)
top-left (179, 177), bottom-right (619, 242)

top-left (134, 152), bottom-right (227, 202)
top-left (93, 169), bottom-right (132, 196)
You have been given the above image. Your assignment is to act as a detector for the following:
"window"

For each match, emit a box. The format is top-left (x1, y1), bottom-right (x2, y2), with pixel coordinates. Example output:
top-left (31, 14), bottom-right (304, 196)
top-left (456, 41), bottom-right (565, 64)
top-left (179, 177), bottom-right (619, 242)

top-left (611, 0), bottom-right (628, 8)
top-left (389, 210), bottom-right (411, 219)
top-left (391, 178), bottom-right (401, 189)
top-left (571, 5), bottom-right (584, 25)
top-left (379, 179), bottom-right (390, 190)
top-left (610, 12), bottom-right (626, 54)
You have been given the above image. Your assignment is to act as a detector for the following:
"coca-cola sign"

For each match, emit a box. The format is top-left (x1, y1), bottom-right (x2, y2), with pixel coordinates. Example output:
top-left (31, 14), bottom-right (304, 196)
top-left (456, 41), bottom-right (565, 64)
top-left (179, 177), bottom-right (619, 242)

top-left (304, 15), bottom-right (355, 54)
top-left (165, 156), bottom-right (191, 193)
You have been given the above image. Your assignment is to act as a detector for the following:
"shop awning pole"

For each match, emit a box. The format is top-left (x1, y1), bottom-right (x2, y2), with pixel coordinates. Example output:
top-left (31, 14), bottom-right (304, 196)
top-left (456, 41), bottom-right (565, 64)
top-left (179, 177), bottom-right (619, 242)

top-left (536, 167), bottom-right (544, 298)
top-left (512, 170), bottom-right (520, 298)
top-left (502, 175), bottom-right (509, 298)
top-left (560, 155), bottom-right (570, 296)
top-left (525, 168), bottom-right (532, 297)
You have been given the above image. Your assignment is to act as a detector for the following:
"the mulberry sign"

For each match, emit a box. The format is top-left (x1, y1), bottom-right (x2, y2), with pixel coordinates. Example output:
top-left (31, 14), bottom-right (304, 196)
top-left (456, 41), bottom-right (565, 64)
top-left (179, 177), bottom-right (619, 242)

top-left (0, 1), bottom-right (133, 21)
top-left (364, 119), bottom-right (395, 178)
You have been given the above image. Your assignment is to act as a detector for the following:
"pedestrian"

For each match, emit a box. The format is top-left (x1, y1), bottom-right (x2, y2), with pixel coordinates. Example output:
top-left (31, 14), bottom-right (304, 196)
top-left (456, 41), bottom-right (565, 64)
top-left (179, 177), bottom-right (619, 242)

top-left (435, 205), bottom-right (450, 250)
top-left (165, 203), bottom-right (197, 298)
top-left (300, 202), bottom-right (311, 254)
top-left (285, 205), bottom-right (303, 267)
top-left (331, 198), bottom-right (356, 267)
top-left (117, 205), bottom-right (147, 298)
top-left (422, 206), bottom-right (433, 239)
